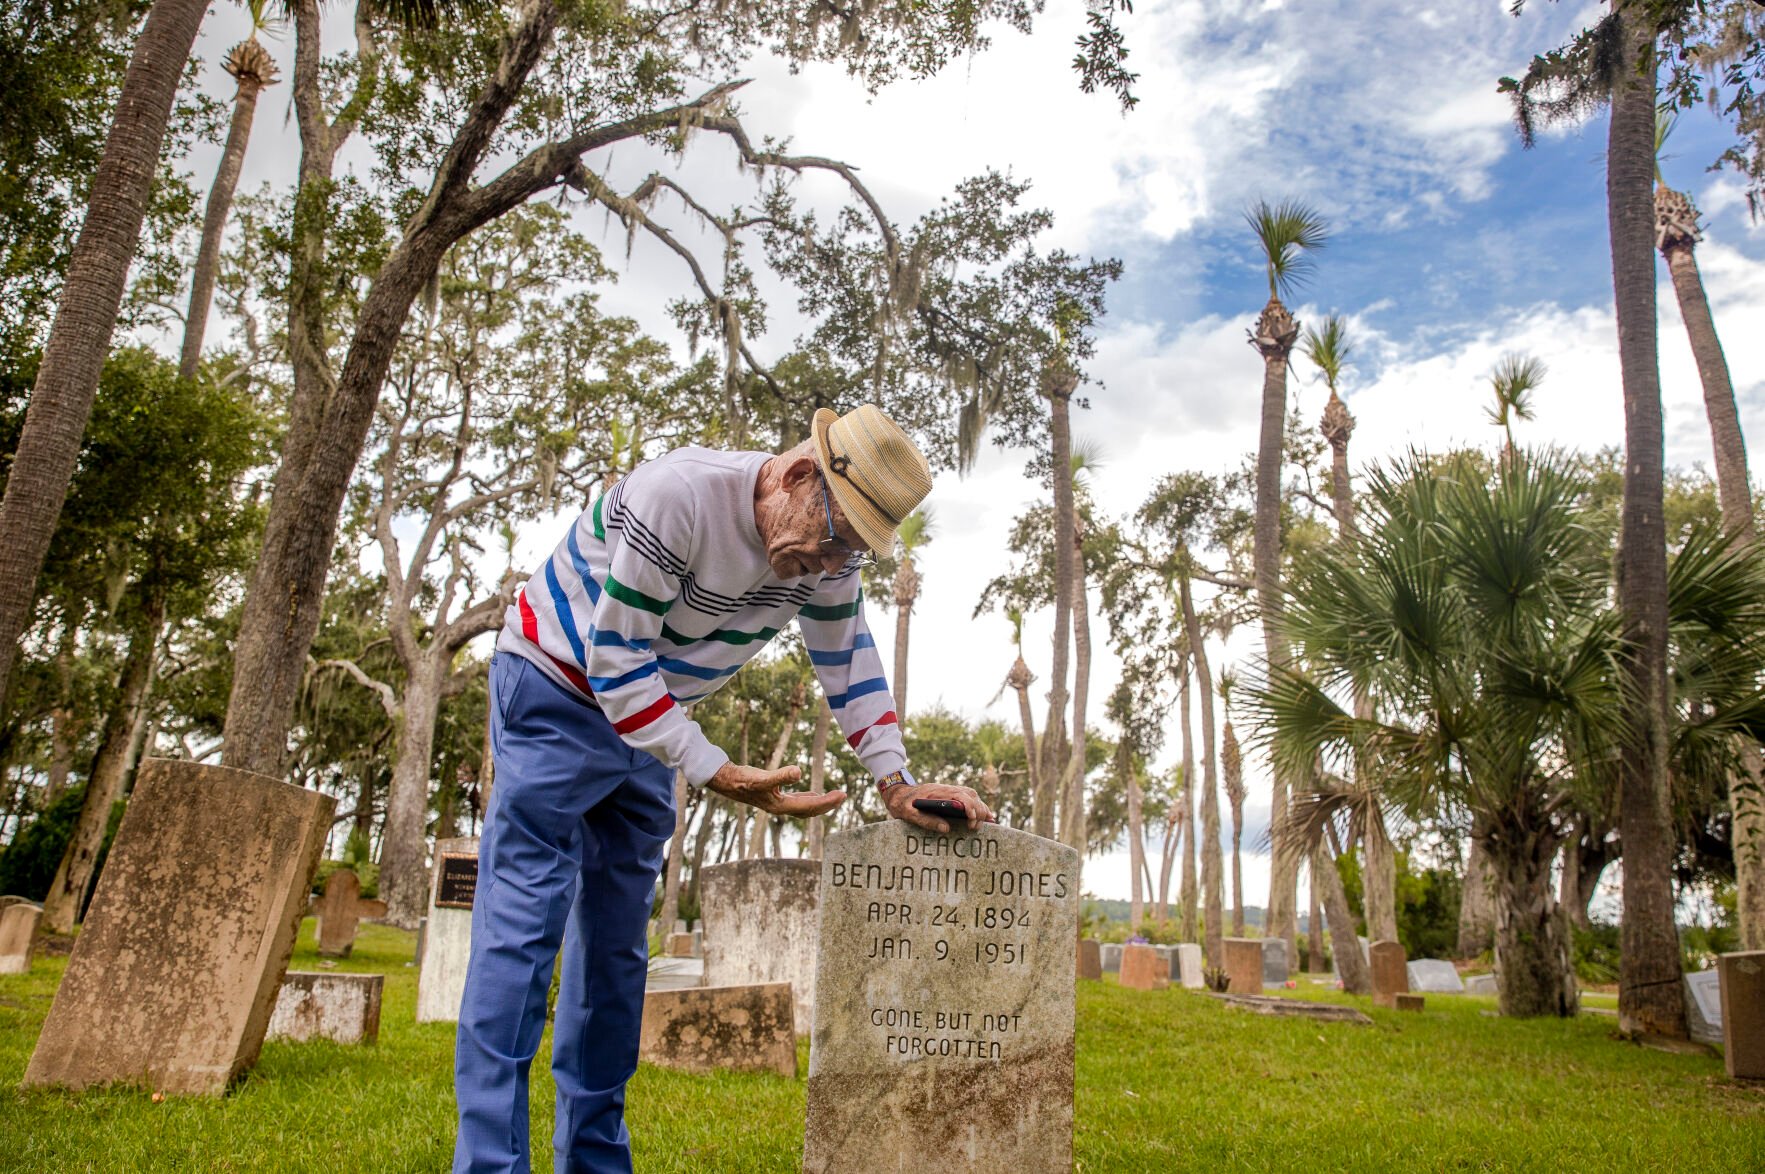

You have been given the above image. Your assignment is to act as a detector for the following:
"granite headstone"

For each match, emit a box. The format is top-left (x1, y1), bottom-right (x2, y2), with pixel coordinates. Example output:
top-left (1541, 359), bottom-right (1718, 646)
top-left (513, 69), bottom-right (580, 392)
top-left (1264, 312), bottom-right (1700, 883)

top-left (1406, 959), bottom-right (1464, 994)
top-left (701, 858), bottom-right (821, 1034)
top-left (1261, 937), bottom-right (1289, 987)
top-left (1684, 968), bottom-right (1724, 1046)
top-left (1717, 951), bottom-right (1763, 1079)
top-left (0, 900), bottom-right (41, 975)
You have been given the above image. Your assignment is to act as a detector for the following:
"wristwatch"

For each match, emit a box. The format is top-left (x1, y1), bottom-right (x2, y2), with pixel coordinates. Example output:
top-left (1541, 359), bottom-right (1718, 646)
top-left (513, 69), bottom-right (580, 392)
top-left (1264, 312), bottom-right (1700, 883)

top-left (875, 768), bottom-right (916, 795)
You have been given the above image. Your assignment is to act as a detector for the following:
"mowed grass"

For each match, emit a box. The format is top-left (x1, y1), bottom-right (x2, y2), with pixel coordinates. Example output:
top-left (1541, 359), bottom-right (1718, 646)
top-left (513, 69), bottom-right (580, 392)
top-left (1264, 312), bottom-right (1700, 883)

top-left (0, 924), bottom-right (1757, 1172)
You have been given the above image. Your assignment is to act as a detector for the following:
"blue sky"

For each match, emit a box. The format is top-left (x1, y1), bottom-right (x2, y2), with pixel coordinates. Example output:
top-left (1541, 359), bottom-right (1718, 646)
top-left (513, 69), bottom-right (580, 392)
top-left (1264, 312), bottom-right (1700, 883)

top-left (178, 0), bottom-right (1765, 903)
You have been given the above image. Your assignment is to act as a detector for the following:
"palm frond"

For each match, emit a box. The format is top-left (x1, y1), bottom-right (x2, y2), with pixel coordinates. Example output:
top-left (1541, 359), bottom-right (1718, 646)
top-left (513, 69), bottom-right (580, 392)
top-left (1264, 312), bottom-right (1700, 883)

top-left (1301, 314), bottom-right (1350, 392)
top-left (1244, 198), bottom-right (1329, 300)
top-left (896, 507), bottom-right (935, 557)
top-left (365, 0), bottom-right (493, 31)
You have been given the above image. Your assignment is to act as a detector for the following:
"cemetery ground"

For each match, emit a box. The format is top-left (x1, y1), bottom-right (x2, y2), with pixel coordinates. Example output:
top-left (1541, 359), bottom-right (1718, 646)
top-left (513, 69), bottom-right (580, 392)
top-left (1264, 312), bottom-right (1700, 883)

top-left (0, 929), bottom-right (1759, 1172)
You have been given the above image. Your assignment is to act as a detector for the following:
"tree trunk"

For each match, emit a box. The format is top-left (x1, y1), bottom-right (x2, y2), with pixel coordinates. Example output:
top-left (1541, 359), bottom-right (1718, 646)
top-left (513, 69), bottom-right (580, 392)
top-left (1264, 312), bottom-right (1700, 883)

top-left (1489, 824), bottom-right (1578, 1018)
top-left (1180, 571), bottom-right (1225, 964)
top-left (1458, 837), bottom-right (1497, 958)
top-left (178, 57), bottom-right (268, 382)
top-left (806, 695), bottom-right (831, 859)
top-left (1124, 740), bottom-right (1144, 933)
top-left (1659, 200), bottom-right (1765, 952)
top-left (1230, 808), bottom-right (1245, 936)
top-left (1250, 295), bottom-right (1300, 968)
top-left (42, 594), bottom-right (165, 933)
top-left (378, 661), bottom-right (443, 928)
top-left (0, 0), bottom-right (209, 711)
top-left (657, 772), bottom-right (690, 931)
top-left (892, 559), bottom-right (916, 718)
top-left (1060, 529), bottom-right (1092, 855)
top-left (1607, 7), bottom-right (1685, 1039)
top-left (1036, 368), bottom-right (1078, 839)
top-left (1316, 844), bottom-right (1371, 994)
top-left (1362, 809), bottom-right (1400, 945)
top-left (1307, 864), bottom-right (1324, 973)
top-left (1177, 670), bottom-right (1198, 943)
top-left (1010, 658), bottom-right (1039, 814)
top-left (687, 796), bottom-right (718, 910)
top-left (1156, 806), bottom-right (1177, 926)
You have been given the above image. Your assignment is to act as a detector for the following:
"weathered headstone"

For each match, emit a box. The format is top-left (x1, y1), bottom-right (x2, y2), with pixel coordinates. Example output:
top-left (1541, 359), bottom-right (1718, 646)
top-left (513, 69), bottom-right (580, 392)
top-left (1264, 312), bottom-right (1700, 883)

top-left (666, 932), bottom-right (695, 958)
top-left (1406, 958), bottom-right (1464, 994)
top-left (0, 900), bottom-right (41, 975)
top-left (803, 822), bottom-right (1080, 1173)
top-left (1717, 951), bottom-right (1764, 1079)
top-left (1395, 993), bottom-right (1424, 1012)
top-left (22, 759), bottom-right (331, 1094)
top-left (701, 858), bottom-right (821, 1034)
top-left (416, 836), bottom-right (479, 1023)
top-left (640, 982), bottom-right (797, 1077)
top-left (1261, 937), bottom-right (1289, 987)
top-left (1464, 973), bottom-right (1498, 997)
top-left (1076, 938), bottom-right (1102, 981)
top-left (1369, 940), bottom-right (1409, 1009)
top-left (267, 972), bottom-right (384, 1044)
top-left (313, 869), bottom-right (386, 959)
top-left (1100, 942), bottom-right (1123, 973)
top-left (1224, 938), bottom-right (1263, 994)
top-left (1173, 942), bottom-right (1204, 989)
top-left (1119, 943), bottom-right (1168, 991)
top-left (1332, 935), bottom-right (1370, 976)
top-left (1684, 968), bottom-right (1724, 1046)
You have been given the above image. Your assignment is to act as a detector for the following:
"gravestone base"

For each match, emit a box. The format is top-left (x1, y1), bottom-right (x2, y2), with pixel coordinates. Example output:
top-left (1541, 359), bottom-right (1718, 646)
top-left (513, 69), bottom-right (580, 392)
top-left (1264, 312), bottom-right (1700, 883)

top-left (1395, 993), bottom-right (1425, 1012)
top-left (640, 982), bottom-right (796, 1077)
top-left (267, 972), bottom-right (384, 1044)
top-left (803, 822), bottom-right (1080, 1173)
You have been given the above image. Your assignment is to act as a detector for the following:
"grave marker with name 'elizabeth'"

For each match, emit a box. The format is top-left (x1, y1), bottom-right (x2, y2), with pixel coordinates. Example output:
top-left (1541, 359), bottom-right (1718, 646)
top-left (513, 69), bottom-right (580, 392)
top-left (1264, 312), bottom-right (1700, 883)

top-left (803, 822), bottom-right (1079, 1173)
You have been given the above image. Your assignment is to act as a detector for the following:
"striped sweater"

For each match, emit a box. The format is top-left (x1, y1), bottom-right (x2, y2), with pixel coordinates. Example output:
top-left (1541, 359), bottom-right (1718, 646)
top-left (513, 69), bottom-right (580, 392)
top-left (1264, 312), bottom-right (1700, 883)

top-left (496, 446), bottom-right (907, 788)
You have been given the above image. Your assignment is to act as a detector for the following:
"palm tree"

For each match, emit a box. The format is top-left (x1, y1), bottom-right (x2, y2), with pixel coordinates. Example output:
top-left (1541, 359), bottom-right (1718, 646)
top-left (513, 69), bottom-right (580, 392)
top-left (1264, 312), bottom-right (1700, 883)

top-left (1219, 671), bottom-right (1247, 936)
top-left (1246, 197), bottom-right (1328, 967)
top-left (1036, 357), bottom-right (1081, 839)
top-left (1000, 607), bottom-right (1040, 816)
top-left (0, 0), bottom-right (210, 713)
top-left (1486, 353), bottom-right (1546, 461)
top-left (890, 507), bottom-right (934, 718)
top-left (178, 6), bottom-right (280, 382)
top-left (1655, 115), bottom-right (1765, 949)
top-left (1060, 440), bottom-right (1105, 855)
top-left (1176, 666), bottom-right (1199, 943)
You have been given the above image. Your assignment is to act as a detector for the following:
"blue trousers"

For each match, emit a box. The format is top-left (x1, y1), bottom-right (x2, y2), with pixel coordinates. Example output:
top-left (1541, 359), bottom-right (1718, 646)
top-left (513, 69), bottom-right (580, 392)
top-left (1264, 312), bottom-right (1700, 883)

top-left (454, 653), bottom-right (674, 1173)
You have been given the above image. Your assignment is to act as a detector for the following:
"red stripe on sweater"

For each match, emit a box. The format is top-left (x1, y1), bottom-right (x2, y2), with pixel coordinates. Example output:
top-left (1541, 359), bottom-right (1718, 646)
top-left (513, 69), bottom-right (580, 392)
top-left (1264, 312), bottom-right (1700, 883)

top-left (614, 694), bottom-right (675, 735)
top-left (847, 710), bottom-right (898, 749)
top-left (519, 588), bottom-right (593, 693)
top-left (518, 587), bottom-right (540, 643)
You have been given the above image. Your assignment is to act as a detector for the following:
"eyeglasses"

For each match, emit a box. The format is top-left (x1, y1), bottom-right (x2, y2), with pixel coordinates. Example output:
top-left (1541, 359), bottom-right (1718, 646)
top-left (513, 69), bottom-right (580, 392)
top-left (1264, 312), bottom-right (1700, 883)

top-left (816, 466), bottom-right (878, 569)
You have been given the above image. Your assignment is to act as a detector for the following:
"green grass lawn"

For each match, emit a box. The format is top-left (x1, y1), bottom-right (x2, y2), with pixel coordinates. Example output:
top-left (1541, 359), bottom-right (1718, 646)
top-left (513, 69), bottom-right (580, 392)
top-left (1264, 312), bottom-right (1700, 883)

top-left (1, 924), bottom-right (1760, 1172)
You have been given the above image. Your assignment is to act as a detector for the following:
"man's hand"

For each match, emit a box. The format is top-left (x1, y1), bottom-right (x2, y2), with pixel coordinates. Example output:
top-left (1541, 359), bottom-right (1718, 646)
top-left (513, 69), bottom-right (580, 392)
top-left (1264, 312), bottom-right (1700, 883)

top-left (706, 762), bottom-right (847, 819)
top-left (883, 782), bottom-right (994, 834)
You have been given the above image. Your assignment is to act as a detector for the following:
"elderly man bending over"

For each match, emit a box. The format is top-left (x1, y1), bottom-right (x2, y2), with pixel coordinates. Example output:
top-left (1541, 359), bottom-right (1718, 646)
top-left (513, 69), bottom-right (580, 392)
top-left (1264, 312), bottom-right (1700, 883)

top-left (452, 404), bottom-right (992, 1173)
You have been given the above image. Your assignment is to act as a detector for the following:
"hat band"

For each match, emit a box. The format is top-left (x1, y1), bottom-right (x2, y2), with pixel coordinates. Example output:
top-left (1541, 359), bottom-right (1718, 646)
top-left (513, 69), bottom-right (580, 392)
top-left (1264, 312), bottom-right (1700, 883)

top-left (826, 448), bottom-right (901, 529)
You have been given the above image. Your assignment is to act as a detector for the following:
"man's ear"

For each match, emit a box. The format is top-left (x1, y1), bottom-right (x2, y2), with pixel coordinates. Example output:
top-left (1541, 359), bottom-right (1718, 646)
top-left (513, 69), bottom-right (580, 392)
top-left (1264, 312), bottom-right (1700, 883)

top-left (780, 455), bottom-right (818, 493)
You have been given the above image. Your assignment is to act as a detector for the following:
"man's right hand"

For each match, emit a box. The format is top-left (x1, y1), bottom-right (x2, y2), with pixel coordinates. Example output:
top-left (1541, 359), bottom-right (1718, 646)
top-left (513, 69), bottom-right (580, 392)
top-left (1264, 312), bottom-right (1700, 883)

top-left (706, 762), bottom-right (847, 819)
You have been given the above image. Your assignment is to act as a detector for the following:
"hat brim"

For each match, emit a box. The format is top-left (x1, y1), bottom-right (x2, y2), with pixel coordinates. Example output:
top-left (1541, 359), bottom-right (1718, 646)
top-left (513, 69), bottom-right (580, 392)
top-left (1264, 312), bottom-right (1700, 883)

top-left (812, 407), bottom-right (897, 558)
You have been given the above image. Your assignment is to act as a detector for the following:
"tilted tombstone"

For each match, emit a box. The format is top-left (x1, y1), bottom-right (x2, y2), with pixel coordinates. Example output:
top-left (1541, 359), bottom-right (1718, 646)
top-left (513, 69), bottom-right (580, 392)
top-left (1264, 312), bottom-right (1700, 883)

top-left (1717, 951), bottom-right (1764, 1079)
top-left (1223, 938), bottom-right (1263, 994)
top-left (1173, 943), bottom-right (1205, 989)
top-left (803, 822), bottom-right (1080, 1173)
top-left (416, 836), bottom-right (479, 1023)
top-left (1684, 968), bottom-right (1724, 1046)
top-left (1369, 940), bottom-right (1409, 1009)
top-left (1076, 939), bottom-right (1102, 981)
top-left (701, 858), bottom-right (821, 1034)
top-left (22, 759), bottom-right (331, 1094)
top-left (267, 972), bottom-right (384, 1045)
top-left (1100, 943), bottom-right (1123, 973)
top-left (1405, 959), bottom-right (1464, 994)
top-left (0, 900), bottom-right (42, 975)
top-left (1261, 937), bottom-right (1289, 987)
top-left (313, 868), bottom-right (387, 959)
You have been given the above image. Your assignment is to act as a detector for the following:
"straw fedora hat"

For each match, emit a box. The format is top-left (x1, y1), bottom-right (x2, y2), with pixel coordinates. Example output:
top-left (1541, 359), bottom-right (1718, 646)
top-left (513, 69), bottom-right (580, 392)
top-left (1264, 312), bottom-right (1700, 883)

top-left (811, 404), bottom-right (932, 557)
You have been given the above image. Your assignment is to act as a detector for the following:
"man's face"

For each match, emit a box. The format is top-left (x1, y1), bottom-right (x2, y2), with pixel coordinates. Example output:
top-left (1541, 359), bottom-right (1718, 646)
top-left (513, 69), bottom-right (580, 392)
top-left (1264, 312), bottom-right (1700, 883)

top-left (765, 460), bottom-right (868, 579)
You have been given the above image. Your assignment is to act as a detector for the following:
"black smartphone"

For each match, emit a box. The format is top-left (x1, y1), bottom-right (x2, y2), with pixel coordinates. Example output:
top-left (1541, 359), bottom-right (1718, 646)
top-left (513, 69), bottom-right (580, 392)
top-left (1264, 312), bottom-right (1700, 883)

top-left (912, 797), bottom-right (969, 822)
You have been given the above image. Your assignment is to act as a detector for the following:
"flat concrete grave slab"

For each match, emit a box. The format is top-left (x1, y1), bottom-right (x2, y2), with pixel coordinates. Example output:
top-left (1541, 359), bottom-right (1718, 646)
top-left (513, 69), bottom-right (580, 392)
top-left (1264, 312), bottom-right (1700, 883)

top-left (1209, 993), bottom-right (1373, 1025)
top-left (0, 900), bottom-right (41, 975)
top-left (1076, 938), bottom-right (1102, 981)
top-left (313, 869), bottom-right (385, 959)
top-left (1262, 937), bottom-right (1289, 987)
top-left (640, 982), bottom-right (796, 1077)
top-left (1685, 968), bottom-right (1724, 1046)
top-left (22, 759), bottom-right (332, 1095)
top-left (803, 821), bottom-right (1080, 1174)
top-left (1406, 958), bottom-right (1464, 993)
top-left (701, 858), bottom-right (820, 1034)
top-left (1717, 951), bottom-right (1763, 1079)
top-left (1224, 938), bottom-right (1263, 994)
top-left (1173, 942), bottom-right (1204, 989)
top-left (267, 972), bottom-right (384, 1044)
top-left (416, 836), bottom-right (478, 1023)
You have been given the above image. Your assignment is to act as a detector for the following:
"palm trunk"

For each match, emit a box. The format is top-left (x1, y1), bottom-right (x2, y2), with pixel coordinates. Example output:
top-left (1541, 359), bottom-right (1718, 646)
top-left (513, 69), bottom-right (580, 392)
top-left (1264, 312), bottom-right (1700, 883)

top-left (378, 660), bottom-right (443, 928)
top-left (1607, 6), bottom-right (1685, 1039)
top-left (657, 772), bottom-right (690, 931)
top-left (1489, 820), bottom-right (1578, 1018)
top-left (1124, 740), bottom-right (1144, 933)
top-left (1458, 837), bottom-right (1497, 958)
top-left (1060, 531), bottom-right (1091, 855)
top-left (892, 559), bottom-right (917, 718)
top-left (1224, 720), bottom-right (1246, 936)
top-left (1230, 811), bottom-right (1245, 935)
top-left (1315, 844), bottom-right (1371, 993)
top-left (1037, 368), bottom-right (1078, 839)
top-left (1177, 671), bottom-right (1198, 943)
top-left (1156, 806), bottom-right (1177, 925)
top-left (1009, 658), bottom-right (1039, 812)
top-left (42, 593), bottom-right (165, 933)
top-left (44, 626), bottom-right (79, 807)
top-left (687, 796), bottom-right (719, 909)
top-left (1362, 810), bottom-right (1401, 945)
top-left (1251, 295), bottom-right (1300, 968)
top-left (807, 695), bottom-right (831, 859)
top-left (1658, 191), bottom-right (1765, 952)
top-left (1307, 866), bottom-right (1324, 972)
top-left (0, 0), bottom-right (209, 711)
top-left (178, 47), bottom-right (271, 382)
